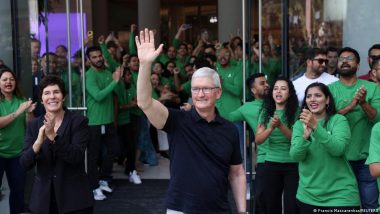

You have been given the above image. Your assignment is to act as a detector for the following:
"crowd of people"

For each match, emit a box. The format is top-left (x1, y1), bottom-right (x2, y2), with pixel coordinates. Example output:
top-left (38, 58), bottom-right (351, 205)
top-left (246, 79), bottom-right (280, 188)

top-left (1, 22), bottom-right (380, 214)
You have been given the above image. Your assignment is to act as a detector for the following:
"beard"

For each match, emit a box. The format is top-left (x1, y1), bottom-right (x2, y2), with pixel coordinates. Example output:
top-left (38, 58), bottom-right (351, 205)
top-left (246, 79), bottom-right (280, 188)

top-left (91, 60), bottom-right (105, 69)
top-left (338, 64), bottom-right (357, 77)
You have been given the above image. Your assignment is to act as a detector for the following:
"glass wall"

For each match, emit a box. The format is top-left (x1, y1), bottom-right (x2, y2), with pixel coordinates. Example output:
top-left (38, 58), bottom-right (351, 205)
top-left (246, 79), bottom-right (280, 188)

top-left (0, 0), bottom-right (32, 96)
top-left (251, 0), bottom-right (380, 80)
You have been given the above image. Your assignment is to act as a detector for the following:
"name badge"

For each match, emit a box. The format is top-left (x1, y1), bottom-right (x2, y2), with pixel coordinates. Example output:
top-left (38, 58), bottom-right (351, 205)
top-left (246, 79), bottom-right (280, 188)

top-left (101, 125), bottom-right (106, 135)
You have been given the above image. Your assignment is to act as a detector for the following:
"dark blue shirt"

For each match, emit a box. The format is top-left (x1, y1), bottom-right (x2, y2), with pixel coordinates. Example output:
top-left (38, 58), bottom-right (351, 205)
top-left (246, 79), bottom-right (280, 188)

top-left (163, 107), bottom-right (242, 213)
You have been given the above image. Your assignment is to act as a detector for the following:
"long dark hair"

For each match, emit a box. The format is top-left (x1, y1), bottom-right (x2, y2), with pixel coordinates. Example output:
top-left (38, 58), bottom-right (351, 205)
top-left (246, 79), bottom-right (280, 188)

top-left (262, 77), bottom-right (298, 127)
top-left (301, 82), bottom-right (337, 127)
top-left (0, 68), bottom-right (24, 100)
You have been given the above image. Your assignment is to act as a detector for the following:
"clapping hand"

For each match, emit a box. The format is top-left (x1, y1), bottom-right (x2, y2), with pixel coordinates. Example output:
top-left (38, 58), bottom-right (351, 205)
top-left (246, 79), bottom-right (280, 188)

top-left (43, 112), bottom-right (56, 142)
top-left (17, 98), bottom-right (34, 114)
top-left (302, 123), bottom-right (312, 140)
top-left (269, 112), bottom-right (281, 129)
top-left (112, 66), bottom-right (124, 82)
top-left (299, 108), bottom-right (317, 130)
top-left (300, 108), bottom-right (317, 140)
top-left (354, 86), bottom-right (366, 104)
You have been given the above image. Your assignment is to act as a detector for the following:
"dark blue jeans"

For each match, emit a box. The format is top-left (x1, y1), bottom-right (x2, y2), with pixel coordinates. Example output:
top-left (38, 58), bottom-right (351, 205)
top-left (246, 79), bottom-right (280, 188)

top-left (350, 160), bottom-right (379, 213)
top-left (0, 156), bottom-right (25, 214)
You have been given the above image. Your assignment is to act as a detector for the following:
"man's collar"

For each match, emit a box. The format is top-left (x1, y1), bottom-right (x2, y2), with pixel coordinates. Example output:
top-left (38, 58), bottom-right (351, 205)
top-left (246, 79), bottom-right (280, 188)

top-left (191, 107), bottom-right (223, 124)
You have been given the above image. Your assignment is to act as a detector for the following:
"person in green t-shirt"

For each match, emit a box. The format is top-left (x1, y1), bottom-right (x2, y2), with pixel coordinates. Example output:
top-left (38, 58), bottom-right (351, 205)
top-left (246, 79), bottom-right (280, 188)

top-left (367, 122), bottom-right (380, 211)
top-left (328, 47), bottom-right (380, 211)
top-left (85, 45), bottom-right (123, 201)
top-left (255, 77), bottom-right (300, 214)
top-left (227, 73), bottom-right (269, 214)
top-left (291, 82), bottom-right (360, 212)
top-left (0, 68), bottom-right (36, 214)
top-left (215, 47), bottom-right (243, 119)
top-left (114, 69), bottom-right (142, 184)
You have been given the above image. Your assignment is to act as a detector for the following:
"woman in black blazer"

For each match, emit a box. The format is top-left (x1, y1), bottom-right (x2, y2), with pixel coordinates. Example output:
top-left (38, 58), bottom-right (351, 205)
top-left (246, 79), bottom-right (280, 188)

top-left (20, 75), bottom-right (94, 214)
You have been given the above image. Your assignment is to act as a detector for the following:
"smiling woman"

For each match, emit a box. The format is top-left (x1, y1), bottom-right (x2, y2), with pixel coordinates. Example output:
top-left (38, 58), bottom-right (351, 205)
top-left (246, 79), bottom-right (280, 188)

top-left (20, 75), bottom-right (94, 214)
top-left (0, 68), bottom-right (35, 214)
top-left (290, 82), bottom-right (361, 212)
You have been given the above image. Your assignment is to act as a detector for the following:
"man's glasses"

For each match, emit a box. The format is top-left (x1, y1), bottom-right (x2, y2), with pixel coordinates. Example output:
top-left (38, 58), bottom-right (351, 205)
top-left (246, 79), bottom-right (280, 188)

top-left (370, 55), bottom-right (380, 60)
top-left (338, 56), bottom-right (355, 62)
top-left (191, 87), bottom-right (219, 94)
top-left (313, 58), bottom-right (328, 65)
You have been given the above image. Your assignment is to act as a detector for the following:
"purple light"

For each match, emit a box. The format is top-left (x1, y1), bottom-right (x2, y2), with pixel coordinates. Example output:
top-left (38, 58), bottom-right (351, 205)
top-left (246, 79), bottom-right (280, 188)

top-left (39, 13), bottom-right (87, 57)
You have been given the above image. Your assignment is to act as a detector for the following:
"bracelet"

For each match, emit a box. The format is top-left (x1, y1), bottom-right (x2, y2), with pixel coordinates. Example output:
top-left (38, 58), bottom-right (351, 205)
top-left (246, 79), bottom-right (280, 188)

top-left (10, 112), bottom-right (16, 119)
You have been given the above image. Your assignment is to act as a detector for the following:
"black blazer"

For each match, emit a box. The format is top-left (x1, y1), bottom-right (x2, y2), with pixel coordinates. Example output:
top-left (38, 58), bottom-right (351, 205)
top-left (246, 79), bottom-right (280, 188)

top-left (20, 110), bottom-right (94, 214)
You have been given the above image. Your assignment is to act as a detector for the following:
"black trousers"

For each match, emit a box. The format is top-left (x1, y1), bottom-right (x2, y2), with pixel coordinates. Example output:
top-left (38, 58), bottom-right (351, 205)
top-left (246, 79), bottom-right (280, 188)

top-left (262, 161), bottom-right (299, 214)
top-left (297, 200), bottom-right (360, 214)
top-left (254, 163), bottom-right (266, 214)
top-left (87, 124), bottom-right (119, 189)
top-left (117, 122), bottom-right (138, 173)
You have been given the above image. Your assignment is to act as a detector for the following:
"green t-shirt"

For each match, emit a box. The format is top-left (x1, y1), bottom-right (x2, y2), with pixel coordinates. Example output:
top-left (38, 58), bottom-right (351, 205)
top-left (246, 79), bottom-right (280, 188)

top-left (60, 69), bottom-right (82, 107)
top-left (114, 81), bottom-right (132, 125)
top-left (161, 76), bottom-right (176, 92)
top-left (85, 67), bottom-right (118, 125)
top-left (129, 31), bottom-right (137, 55)
top-left (259, 109), bottom-right (297, 163)
top-left (0, 97), bottom-right (27, 158)
top-left (129, 71), bottom-right (143, 116)
top-left (366, 122), bottom-right (380, 209)
top-left (215, 63), bottom-right (243, 119)
top-left (228, 99), bottom-right (268, 163)
top-left (291, 114), bottom-right (360, 206)
top-left (100, 43), bottom-right (119, 72)
top-left (329, 79), bottom-right (380, 160)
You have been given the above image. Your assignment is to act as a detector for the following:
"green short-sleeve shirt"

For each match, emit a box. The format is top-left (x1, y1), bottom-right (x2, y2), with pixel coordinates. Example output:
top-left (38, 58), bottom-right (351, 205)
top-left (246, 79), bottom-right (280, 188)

top-left (0, 97), bottom-right (27, 158)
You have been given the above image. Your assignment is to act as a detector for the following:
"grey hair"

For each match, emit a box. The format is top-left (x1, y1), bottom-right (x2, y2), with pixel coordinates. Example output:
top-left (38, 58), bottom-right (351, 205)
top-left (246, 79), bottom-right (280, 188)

top-left (191, 67), bottom-right (221, 88)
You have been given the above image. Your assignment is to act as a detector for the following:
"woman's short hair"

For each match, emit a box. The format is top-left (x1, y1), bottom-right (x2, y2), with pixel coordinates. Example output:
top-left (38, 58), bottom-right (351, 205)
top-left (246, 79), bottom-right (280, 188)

top-left (39, 75), bottom-right (66, 101)
top-left (191, 67), bottom-right (221, 88)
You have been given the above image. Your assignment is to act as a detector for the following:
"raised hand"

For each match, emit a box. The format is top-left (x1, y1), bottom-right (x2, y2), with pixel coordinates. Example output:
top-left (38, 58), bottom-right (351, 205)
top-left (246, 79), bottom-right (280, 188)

top-left (131, 24), bottom-right (137, 32)
top-left (173, 67), bottom-right (180, 75)
top-left (84, 35), bottom-right (93, 46)
top-left (98, 35), bottom-right (105, 44)
top-left (135, 28), bottom-right (163, 64)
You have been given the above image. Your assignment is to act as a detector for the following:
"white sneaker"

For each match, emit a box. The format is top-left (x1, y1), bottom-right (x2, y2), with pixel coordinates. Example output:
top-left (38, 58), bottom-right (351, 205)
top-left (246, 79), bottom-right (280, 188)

top-left (99, 180), bottom-right (113, 193)
top-left (129, 170), bottom-right (142, 184)
top-left (93, 188), bottom-right (106, 201)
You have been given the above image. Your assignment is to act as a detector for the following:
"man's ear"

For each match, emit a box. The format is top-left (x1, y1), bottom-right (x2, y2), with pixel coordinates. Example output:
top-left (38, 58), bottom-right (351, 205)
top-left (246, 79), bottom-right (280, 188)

top-left (216, 88), bottom-right (222, 99)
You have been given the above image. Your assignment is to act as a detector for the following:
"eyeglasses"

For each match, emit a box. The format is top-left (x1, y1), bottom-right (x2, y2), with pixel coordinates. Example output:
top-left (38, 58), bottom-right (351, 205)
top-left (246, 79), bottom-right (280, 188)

top-left (338, 56), bottom-right (355, 62)
top-left (191, 87), bottom-right (219, 94)
top-left (370, 55), bottom-right (380, 60)
top-left (313, 58), bottom-right (329, 65)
